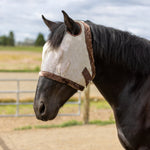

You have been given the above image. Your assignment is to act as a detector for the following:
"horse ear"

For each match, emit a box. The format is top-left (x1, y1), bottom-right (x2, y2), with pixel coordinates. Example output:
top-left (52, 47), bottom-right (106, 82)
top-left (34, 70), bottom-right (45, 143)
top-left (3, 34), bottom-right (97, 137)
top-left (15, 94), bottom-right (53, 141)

top-left (62, 10), bottom-right (80, 35)
top-left (42, 15), bottom-right (56, 30)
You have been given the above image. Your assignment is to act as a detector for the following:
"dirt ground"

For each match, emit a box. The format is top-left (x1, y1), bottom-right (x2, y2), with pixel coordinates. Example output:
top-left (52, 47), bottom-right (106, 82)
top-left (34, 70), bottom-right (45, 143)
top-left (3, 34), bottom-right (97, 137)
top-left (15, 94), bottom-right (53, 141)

top-left (0, 125), bottom-right (124, 150)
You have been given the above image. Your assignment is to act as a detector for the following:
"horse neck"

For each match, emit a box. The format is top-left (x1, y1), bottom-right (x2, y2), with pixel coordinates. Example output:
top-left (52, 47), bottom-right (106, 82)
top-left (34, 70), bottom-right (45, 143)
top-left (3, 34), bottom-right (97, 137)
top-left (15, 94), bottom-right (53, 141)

top-left (92, 60), bottom-right (132, 107)
top-left (89, 23), bottom-right (138, 107)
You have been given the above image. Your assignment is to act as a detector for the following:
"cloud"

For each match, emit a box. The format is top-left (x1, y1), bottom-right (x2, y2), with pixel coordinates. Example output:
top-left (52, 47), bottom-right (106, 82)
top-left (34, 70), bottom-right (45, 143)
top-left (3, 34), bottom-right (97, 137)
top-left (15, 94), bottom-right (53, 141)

top-left (0, 0), bottom-right (150, 41)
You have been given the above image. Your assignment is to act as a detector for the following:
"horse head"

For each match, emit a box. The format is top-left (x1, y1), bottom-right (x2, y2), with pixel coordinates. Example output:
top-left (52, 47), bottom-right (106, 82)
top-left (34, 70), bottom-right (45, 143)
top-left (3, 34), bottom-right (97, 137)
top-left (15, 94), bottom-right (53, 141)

top-left (34, 11), bottom-right (95, 121)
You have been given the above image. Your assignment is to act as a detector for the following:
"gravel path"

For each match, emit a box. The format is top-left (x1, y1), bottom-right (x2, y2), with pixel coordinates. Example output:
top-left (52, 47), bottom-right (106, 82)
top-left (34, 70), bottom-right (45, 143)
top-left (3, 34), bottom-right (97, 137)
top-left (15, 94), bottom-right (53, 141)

top-left (0, 125), bottom-right (123, 150)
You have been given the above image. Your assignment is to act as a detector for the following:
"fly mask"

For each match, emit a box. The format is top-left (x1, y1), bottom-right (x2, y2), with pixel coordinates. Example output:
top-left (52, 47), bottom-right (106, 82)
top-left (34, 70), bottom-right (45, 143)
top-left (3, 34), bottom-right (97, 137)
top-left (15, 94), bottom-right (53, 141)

top-left (39, 21), bottom-right (95, 91)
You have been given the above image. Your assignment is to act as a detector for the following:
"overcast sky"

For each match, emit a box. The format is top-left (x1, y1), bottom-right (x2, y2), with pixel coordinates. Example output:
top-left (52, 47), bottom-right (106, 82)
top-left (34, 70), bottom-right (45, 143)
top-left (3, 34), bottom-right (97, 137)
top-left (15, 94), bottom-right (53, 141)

top-left (1, 0), bottom-right (150, 42)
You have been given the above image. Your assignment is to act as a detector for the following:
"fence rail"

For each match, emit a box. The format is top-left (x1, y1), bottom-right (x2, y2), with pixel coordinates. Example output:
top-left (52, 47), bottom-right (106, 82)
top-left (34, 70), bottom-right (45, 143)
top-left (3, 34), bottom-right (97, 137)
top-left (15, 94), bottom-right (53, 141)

top-left (0, 79), bottom-right (81, 117)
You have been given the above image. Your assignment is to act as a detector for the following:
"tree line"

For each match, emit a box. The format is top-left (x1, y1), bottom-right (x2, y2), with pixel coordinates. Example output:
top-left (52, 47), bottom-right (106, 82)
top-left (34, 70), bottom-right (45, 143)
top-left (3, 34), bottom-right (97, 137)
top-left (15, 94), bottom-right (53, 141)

top-left (0, 31), bottom-right (15, 46)
top-left (0, 31), bottom-right (45, 46)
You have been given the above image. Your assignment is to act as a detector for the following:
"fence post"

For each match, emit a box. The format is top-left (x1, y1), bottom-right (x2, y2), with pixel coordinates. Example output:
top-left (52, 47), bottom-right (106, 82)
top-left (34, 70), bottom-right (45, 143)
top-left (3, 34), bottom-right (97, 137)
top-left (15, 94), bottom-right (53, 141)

top-left (83, 84), bottom-right (90, 124)
top-left (16, 80), bottom-right (20, 117)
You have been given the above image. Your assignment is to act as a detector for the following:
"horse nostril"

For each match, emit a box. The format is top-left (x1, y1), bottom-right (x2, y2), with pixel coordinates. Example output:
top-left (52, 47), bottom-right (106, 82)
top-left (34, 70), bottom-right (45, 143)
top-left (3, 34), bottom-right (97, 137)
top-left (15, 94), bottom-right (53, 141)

top-left (39, 102), bottom-right (45, 115)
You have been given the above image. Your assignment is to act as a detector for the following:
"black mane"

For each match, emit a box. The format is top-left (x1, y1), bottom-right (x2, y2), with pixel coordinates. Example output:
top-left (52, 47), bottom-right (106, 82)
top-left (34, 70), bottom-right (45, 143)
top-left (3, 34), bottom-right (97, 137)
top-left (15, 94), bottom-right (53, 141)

top-left (48, 20), bottom-right (150, 75)
top-left (87, 21), bottom-right (150, 75)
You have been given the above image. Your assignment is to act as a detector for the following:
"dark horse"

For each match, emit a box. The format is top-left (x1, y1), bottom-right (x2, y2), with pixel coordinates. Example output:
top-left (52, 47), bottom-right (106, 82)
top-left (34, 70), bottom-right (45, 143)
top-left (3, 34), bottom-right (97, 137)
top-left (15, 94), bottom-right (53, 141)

top-left (34, 11), bottom-right (150, 150)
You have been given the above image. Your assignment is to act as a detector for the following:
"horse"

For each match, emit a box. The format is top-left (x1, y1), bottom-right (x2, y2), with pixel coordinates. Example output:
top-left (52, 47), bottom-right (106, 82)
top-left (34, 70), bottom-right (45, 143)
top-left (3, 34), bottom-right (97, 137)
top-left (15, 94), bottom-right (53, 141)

top-left (34, 11), bottom-right (150, 150)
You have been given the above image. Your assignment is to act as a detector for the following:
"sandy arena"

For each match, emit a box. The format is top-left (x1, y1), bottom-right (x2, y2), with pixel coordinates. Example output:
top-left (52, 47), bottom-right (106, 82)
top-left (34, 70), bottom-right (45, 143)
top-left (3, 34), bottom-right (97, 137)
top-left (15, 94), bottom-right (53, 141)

top-left (0, 125), bottom-right (123, 150)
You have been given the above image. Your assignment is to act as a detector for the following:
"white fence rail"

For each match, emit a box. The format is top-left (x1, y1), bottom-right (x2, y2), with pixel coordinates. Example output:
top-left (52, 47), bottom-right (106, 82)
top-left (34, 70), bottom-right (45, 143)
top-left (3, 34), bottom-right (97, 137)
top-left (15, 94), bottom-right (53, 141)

top-left (0, 79), bottom-right (81, 117)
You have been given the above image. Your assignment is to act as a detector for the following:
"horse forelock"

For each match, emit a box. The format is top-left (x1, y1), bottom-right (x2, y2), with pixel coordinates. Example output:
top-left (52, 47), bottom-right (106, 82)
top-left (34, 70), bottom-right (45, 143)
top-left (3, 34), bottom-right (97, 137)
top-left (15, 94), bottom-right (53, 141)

top-left (48, 22), bottom-right (66, 49)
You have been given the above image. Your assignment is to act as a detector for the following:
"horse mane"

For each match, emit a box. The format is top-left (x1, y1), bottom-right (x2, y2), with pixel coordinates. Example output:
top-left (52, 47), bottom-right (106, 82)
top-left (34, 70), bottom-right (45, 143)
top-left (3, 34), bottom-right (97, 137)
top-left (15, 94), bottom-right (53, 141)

top-left (87, 21), bottom-right (150, 75)
top-left (48, 20), bottom-right (150, 75)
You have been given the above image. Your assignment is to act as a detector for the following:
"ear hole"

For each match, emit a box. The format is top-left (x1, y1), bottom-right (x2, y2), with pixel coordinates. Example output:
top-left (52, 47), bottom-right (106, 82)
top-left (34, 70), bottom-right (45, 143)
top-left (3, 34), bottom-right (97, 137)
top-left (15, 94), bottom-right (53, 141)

top-left (67, 22), bottom-right (82, 37)
top-left (73, 22), bottom-right (82, 35)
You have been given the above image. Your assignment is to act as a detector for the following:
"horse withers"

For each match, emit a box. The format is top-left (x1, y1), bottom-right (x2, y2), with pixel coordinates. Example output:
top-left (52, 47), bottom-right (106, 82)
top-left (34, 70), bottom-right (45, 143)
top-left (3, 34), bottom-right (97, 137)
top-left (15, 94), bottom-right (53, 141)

top-left (34, 11), bottom-right (150, 150)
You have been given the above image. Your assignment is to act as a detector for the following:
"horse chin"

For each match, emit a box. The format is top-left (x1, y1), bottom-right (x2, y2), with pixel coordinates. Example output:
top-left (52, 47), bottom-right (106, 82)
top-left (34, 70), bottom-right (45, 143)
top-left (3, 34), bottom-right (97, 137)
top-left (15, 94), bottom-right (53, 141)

top-left (47, 110), bottom-right (59, 120)
top-left (44, 113), bottom-right (58, 121)
top-left (36, 110), bottom-right (59, 121)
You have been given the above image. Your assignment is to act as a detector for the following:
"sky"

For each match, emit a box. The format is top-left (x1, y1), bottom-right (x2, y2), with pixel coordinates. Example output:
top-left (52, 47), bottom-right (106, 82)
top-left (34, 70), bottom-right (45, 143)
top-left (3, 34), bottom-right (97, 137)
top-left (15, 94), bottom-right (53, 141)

top-left (1, 0), bottom-right (150, 42)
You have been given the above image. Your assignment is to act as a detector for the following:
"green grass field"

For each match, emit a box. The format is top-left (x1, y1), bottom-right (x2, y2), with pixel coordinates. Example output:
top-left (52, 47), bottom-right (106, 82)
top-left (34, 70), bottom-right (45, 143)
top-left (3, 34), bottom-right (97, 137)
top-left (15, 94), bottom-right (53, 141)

top-left (0, 46), bottom-right (42, 52)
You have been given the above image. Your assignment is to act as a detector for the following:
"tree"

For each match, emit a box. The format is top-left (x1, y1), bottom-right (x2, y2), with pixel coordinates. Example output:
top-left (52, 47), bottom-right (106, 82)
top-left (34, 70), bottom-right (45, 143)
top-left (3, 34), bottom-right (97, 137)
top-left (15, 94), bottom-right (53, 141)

top-left (35, 33), bottom-right (45, 46)
top-left (0, 31), bottom-right (15, 46)
top-left (0, 36), bottom-right (8, 46)
top-left (7, 31), bottom-right (15, 46)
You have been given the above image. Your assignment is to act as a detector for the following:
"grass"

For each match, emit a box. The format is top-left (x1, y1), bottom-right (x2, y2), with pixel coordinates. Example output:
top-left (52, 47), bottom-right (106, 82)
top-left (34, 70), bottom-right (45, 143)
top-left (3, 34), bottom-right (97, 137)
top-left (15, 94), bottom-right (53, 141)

top-left (0, 105), bottom-right (16, 115)
top-left (0, 98), bottom-right (16, 103)
top-left (91, 100), bottom-right (111, 109)
top-left (14, 119), bottom-right (115, 130)
top-left (0, 67), bottom-right (40, 72)
top-left (0, 98), bottom-right (111, 115)
top-left (14, 125), bottom-right (32, 131)
top-left (0, 46), bottom-right (42, 52)
top-left (35, 120), bottom-right (83, 129)
top-left (0, 105), bottom-right (34, 115)
top-left (89, 120), bottom-right (115, 126)
top-left (14, 120), bottom-right (82, 130)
